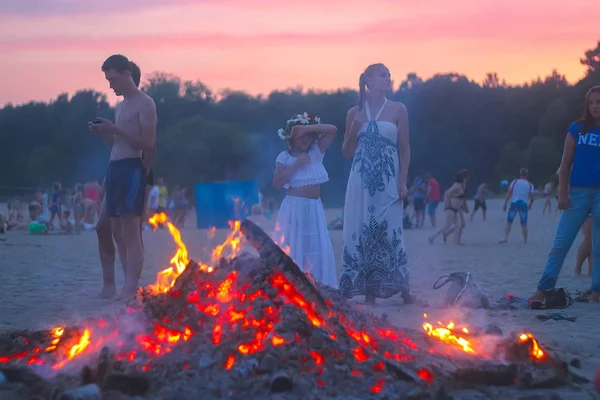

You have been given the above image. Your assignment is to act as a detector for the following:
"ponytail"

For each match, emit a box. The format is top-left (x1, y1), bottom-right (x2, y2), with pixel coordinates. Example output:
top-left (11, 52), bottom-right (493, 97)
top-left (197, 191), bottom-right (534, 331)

top-left (358, 73), bottom-right (367, 111)
top-left (357, 63), bottom-right (387, 111)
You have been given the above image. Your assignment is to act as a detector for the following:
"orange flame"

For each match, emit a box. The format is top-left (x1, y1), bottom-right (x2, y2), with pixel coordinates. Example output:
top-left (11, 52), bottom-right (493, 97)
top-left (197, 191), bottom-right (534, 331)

top-left (52, 329), bottom-right (92, 370)
top-left (519, 333), bottom-right (545, 360)
top-left (147, 214), bottom-right (243, 294)
top-left (423, 319), bottom-right (475, 354)
top-left (148, 212), bottom-right (168, 230)
top-left (45, 327), bottom-right (65, 352)
top-left (211, 221), bottom-right (242, 264)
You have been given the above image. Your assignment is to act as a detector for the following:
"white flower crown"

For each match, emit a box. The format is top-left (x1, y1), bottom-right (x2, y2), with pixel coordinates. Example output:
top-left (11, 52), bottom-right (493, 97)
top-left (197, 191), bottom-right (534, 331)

top-left (277, 112), bottom-right (321, 140)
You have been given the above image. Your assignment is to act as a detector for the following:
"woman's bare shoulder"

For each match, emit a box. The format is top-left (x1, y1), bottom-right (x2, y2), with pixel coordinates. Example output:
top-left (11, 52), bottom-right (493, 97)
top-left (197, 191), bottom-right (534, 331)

top-left (347, 105), bottom-right (359, 116)
top-left (386, 100), bottom-right (407, 113)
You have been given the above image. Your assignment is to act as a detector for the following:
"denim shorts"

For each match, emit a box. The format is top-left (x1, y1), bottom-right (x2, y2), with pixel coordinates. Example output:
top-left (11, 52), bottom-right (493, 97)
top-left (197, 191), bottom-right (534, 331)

top-left (426, 201), bottom-right (439, 216)
top-left (507, 200), bottom-right (528, 225)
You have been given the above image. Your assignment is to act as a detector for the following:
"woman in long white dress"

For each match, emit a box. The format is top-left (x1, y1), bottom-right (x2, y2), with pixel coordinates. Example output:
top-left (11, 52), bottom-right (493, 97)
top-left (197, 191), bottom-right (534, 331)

top-left (339, 63), bottom-right (412, 305)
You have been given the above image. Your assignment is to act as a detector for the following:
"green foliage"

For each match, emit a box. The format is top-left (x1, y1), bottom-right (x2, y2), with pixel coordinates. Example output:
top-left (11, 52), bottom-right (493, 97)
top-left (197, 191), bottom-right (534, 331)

top-left (1, 41), bottom-right (600, 205)
top-left (155, 116), bottom-right (256, 185)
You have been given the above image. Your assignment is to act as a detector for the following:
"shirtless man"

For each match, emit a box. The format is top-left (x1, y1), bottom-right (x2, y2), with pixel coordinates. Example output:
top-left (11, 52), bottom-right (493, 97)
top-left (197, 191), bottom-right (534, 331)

top-left (90, 54), bottom-right (157, 299)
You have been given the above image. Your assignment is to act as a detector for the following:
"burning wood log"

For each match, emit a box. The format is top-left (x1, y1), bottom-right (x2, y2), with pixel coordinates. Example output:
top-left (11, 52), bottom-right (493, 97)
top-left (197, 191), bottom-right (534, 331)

top-left (385, 360), bottom-right (421, 383)
top-left (171, 260), bottom-right (201, 293)
top-left (101, 372), bottom-right (153, 397)
top-left (240, 219), bottom-right (329, 315)
top-left (0, 366), bottom-right (46, 388)
top-left (454, 364), bottom-right (518, 386)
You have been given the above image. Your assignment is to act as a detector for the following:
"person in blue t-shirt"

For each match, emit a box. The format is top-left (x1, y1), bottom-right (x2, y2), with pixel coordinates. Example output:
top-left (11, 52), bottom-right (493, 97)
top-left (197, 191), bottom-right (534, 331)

top-left (532, 86), bottom-right (600, 304)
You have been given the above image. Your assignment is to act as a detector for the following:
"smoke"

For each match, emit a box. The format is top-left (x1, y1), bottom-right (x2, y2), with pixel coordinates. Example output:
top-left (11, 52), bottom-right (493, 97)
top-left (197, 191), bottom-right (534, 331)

top-left (71, 147), bottom-right (110, 185)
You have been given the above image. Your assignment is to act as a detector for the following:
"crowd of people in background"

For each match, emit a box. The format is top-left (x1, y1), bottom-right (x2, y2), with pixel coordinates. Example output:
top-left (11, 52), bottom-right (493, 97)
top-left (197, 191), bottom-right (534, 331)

top-left (0, 176), bottom-right (192, 235)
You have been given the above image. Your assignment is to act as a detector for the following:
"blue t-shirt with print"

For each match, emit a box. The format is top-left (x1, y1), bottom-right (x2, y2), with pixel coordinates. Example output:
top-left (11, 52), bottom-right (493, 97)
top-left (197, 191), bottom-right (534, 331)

top-left (413, 177), bottom-right (428, 199)
top-left (569, 122), bottom-right (600, 187)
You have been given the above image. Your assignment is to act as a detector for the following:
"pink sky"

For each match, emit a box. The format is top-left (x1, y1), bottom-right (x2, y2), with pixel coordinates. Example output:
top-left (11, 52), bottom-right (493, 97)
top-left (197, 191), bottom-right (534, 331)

top-left (0, 0), bottom-right (598, 105)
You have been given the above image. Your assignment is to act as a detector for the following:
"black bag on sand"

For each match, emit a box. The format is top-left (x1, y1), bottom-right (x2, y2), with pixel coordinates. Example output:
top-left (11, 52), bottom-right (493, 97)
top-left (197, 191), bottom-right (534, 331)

top-left (530, 288), bottom-right (573, 309)
top-left (433, 272), bottom-right (490, 309)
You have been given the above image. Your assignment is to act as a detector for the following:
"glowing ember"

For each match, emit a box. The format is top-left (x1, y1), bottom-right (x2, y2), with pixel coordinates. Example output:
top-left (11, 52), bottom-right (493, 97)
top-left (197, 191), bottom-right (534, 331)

top-left (370, 379), bottom-right (385, 393)
top-left (271, 335), bottom-right (285, 346)
top-left (519, 333), bottom-right (546, 360)
top-left (423, 318), bottom-right (475, 354)
top-left (224, 354), bottom-right (236, 370)
top-left (418, 368), bottom-right (435, 384)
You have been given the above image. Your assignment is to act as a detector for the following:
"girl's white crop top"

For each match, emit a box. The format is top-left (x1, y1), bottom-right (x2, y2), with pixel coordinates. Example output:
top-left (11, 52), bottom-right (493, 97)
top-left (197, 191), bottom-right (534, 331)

top-left (275, 144), bottom-right (329, 189)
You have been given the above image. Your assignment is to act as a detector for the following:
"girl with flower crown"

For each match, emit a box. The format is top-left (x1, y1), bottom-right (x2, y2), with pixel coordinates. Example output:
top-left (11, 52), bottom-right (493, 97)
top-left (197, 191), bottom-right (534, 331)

top-left (272, 113), bottom-right (339, 288)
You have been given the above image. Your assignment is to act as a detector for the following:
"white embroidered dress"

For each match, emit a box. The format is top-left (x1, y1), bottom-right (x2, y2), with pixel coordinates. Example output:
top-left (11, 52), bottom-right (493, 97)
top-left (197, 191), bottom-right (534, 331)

top-left (340, 99), bottom-right (410, 298)
top-left (274, 144), bottom-right (338, 288)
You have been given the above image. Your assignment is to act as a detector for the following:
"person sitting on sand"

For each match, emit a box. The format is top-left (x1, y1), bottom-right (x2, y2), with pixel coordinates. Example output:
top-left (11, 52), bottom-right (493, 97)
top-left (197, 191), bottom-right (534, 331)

top-left (28, 201), bottom-right (42, 222)
top-left (34, 188), bottom-right (44, 215)
top-left (532, 86), bottom-right (600, 304)
top-left (60, 210), bottom-right (74, 234)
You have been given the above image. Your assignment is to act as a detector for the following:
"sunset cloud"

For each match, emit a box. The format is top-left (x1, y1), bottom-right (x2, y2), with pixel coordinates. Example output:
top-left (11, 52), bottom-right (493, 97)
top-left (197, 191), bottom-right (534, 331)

top-left (0, 0), bottom-right (598, 105)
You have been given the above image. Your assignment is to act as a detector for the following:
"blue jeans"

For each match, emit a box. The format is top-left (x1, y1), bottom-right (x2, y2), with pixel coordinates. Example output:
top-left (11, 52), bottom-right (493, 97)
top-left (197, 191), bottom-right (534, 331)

top-left (538, 187), bottom-right (600, 293)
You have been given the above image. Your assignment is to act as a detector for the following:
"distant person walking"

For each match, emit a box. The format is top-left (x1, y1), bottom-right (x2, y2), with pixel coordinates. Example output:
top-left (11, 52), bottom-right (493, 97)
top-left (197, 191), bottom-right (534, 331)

top-left (542, 180), bottom-right (554, 215)
top-left (470, 182), bottom-right (491, 221)
top-left (410, 172), bottom-right (428, 228)
top-left (424, 173), bottom-right (440, 228)
top-left (428, 172), bottom-right (466, 245)
top-left (500, 168), bottom-right (534, 244)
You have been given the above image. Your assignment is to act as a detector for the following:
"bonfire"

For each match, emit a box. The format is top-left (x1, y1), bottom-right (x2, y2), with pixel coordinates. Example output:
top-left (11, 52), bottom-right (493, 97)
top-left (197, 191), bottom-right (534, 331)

top-left (0, 214), bottom-right (589, 399)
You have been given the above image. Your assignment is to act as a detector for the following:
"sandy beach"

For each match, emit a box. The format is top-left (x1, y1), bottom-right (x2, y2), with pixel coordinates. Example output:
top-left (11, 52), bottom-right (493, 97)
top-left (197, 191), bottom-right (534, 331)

top-left (1, 198), bottom-right (599, 397)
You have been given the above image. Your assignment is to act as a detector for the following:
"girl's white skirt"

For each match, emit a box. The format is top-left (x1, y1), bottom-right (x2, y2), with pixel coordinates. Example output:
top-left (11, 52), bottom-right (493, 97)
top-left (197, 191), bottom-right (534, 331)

top-left (274, 196), bottom-right (338, 289)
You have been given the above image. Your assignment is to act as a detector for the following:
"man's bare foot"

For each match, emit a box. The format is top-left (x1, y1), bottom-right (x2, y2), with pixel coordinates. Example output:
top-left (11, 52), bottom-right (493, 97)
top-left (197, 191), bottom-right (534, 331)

top-left (119, 285), bottom-right (139, 300)
top-left (589, 292), bottom-right (600, 303)
top-left (97, 285), bottom-right (117, 298)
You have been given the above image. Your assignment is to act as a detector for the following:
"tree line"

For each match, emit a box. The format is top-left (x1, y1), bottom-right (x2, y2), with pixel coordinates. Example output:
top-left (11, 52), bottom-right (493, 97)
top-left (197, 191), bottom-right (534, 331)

top-left (1, 41), bottom-right (599, 207)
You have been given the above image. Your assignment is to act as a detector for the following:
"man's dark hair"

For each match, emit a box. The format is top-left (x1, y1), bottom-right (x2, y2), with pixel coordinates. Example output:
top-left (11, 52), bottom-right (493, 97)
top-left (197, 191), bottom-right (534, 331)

top-left (130, 61), bottom-right (141, 87)
top-left (101, 54), bottom-right (132, 73)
